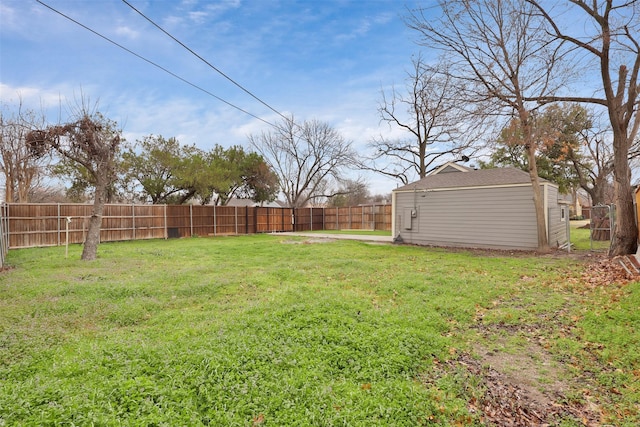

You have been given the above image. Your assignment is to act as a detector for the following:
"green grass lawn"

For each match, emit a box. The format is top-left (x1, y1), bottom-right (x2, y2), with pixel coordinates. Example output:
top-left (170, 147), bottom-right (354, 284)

top-left (569, 220), bottom-right (611, 252)
top-left (1, 235), bottom-right (638, 426)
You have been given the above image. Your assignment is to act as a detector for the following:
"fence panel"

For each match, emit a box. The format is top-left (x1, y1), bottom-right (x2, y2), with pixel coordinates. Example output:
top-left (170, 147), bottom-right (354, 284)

top-left (8, 204), bottom-right (60, 248)
top-left (191, 205), bottom-right (215, 236)
top-left (293, 208), bottom-right (322, 231)
top-left (337, 207), bottom-right (351, 229)
top-left (3, 203), bottom-right (392, 250)
top-left (102, 204), bottom-right (134, 242)
top-left (132, 204), bottom-right (167, 240)
top-left (323, 207), bottom-right (338, 230)
top-left (375, 205), bottom-right (392, 231)
top-left (165, 205), bottom-right (190, 238)
top-left (214, 206), bottom-right (237, 234)
top-left (255, 207), bottom-right (294, 233)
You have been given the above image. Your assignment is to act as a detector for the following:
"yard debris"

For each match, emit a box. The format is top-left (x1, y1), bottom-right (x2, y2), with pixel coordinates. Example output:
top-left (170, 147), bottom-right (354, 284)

top-left (578, 256), bottom-right (637, 287)
top-left (442, 354), bottom-right (602, 426)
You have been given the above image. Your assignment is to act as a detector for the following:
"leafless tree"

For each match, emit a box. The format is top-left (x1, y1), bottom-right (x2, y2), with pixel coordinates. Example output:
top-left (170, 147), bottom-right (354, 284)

top-left (408, 0), bottom-right (568, 251)
top-left (27, 110), bottom-right (121, 261)
top-left (524, 0), bottom-right (640, 256)
top-left (326, 179), bottom-right (371, 207)
top-left (363, 56), bottom-right (483, 184)
top-left (248, 117), bottom-right (357, 207)
top-left (568, 109), bottom-right (615, 207)
top-left (0, 103), bottom-right (50, 202)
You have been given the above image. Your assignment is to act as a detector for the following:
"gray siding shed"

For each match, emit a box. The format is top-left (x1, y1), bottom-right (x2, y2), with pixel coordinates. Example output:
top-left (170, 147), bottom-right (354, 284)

top-left (392, 164), bottom-right (568, 250)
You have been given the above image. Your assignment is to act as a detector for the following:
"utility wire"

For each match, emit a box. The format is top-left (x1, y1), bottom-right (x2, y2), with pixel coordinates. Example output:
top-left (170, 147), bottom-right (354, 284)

top-left (121, 0), bottom-right (292, 125)
top-left (34, 0), bottom-right (277, 128)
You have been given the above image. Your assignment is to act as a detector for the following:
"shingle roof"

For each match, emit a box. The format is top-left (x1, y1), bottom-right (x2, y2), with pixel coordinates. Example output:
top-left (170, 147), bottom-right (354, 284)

top-left (394, 166), bottom-right (545, 191)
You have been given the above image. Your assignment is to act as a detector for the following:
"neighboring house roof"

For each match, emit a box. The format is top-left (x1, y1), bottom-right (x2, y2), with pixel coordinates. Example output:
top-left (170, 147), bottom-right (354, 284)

top-left (225, 198), bottom-right (286, 208)
top-left (394, 163), bottom-right (548, 192)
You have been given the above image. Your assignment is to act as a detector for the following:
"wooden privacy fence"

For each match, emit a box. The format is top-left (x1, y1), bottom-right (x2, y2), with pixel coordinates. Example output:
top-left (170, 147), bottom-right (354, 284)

top-left (0, 204), bottom-right (9, 267)
top-left (5, 203), bottom-right (391, 249)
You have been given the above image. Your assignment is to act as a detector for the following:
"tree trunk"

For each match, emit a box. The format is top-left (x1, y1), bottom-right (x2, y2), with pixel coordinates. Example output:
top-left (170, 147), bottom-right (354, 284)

top-left (526, 145), bottom-right (549, 251)
top-left (4, 172), bottom-right (13, 203)
top-left (81, 175), bottom-right (107, 261)
top-left (522, 112), bottom-right (549, 252)
top-left (589, 177), bottom-right (607, 207)
top-left (608, 135), bottom-right (638, 256)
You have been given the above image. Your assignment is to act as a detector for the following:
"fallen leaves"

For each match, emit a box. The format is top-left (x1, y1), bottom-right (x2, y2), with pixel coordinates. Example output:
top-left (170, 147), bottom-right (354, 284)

top-left (446, 354), bottom-right (602, 427)
top-left (576, 257), bottom-right (636, 288)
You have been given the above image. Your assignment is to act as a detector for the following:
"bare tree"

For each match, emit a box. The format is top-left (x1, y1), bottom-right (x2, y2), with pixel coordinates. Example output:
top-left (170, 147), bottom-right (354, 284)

top-left (408, 0), bottom-right (567, 251)
top-left (569, 109), bottom-right (615, 207)
top-left (0, 103), bottom-right (50, 202)
top-left (364, 56), bottom-right (484, 184)
top-left (248, 117), bottom-right (357, 207)
top-left (525, 0), bottom-right (640, 256)
top-left (27, 111), bottom-right (121, 261)
top-left (326, 179), bottom-right (371, 207)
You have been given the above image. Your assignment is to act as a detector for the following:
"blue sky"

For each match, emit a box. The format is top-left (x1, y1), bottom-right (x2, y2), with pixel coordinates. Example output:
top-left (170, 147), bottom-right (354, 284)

top-left (1, 0), bottom-right (434, 195)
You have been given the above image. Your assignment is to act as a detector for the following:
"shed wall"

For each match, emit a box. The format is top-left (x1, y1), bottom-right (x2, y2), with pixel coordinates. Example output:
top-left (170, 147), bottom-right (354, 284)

top-left (547, 185), bottom-right (569, 248)
top-left (395, 185), bottom-right (540, 250)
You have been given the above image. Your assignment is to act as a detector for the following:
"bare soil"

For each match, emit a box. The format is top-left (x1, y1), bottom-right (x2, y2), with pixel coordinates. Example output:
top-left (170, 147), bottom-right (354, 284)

top-left (447, 349), bottom-right (602, 426)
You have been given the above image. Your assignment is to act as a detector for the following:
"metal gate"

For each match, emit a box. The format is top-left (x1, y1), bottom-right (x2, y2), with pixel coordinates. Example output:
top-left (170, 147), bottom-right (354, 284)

top-left (590, 204), bottom-right (615, 251)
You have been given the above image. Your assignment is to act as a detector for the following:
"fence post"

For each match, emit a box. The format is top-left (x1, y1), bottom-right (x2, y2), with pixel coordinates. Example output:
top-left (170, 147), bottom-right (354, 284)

top-left (253, 207), bottom-right (257, 234)
top-left (57, 203), bottom-right (61, 246)
top-left (372, 205), bottom-right (376, 230)
top-left (310, 207), bottom-right (313, 231)
top-left (235, 206), bottom-right (238, 235)
top-left (213, 204), bottom-right (217, 236)
top-left (188, 204), bottom-right (192, 236)
top-left (163, 204), bottom-right (168, 239)
top-left (130, 204), bottom-right (135, 239)
top-left (0, 204), bottom-right (6, 267)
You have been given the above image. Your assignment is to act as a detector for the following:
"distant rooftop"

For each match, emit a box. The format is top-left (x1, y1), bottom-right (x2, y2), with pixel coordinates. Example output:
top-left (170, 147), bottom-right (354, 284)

top-left (225, 198), bottom-right (286, 208)
top-left (395, 164), bottom-right (545, 192)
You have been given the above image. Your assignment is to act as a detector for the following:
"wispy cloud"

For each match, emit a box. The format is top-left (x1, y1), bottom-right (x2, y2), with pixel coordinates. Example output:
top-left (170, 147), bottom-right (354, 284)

top-left (115, 25), bottom-right (139, 40)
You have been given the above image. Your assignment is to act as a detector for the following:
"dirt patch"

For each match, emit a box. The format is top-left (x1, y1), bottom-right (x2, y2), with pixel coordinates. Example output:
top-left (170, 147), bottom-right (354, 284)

top-left (474, 341), bottom-right (568, 407)
top-left (281, 238), bottom-right (335, 244)
top-left (446, 350), bottom-right (601, 426)
top-left (0, 265), bottom-right (14, 273)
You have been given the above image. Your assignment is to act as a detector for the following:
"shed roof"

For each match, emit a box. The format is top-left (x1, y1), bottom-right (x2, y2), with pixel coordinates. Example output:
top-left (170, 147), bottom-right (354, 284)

top-left (394, 165), bottom-right (547, 192)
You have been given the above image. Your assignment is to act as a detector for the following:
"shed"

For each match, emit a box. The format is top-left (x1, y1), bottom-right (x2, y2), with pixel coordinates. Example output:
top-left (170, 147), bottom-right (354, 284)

top-left (391, 163), bottom-right (570, 250)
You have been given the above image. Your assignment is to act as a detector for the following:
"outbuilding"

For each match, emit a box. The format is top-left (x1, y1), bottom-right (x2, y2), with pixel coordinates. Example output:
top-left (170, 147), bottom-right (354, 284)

top-left (391, 162), bottom-right (570, 251)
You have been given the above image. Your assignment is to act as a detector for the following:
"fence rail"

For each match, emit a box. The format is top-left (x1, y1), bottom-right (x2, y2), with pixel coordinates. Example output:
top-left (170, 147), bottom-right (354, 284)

top-left (4, 203), bottom-right (391, 250)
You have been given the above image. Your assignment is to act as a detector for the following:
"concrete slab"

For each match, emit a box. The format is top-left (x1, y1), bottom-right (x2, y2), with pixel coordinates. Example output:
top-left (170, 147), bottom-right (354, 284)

top-left (274, 232), bottom-right (393, 243)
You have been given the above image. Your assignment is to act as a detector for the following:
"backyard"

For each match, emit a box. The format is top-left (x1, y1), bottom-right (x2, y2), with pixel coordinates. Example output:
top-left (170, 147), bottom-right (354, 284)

top-left (0, 226), bottom-right (638, 426)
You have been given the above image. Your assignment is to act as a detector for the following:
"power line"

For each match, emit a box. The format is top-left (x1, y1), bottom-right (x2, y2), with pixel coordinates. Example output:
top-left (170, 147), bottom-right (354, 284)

top-left (34, 0), bottom-right (277, 128)
top-left (121, 0), bottom-right (292, 125)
